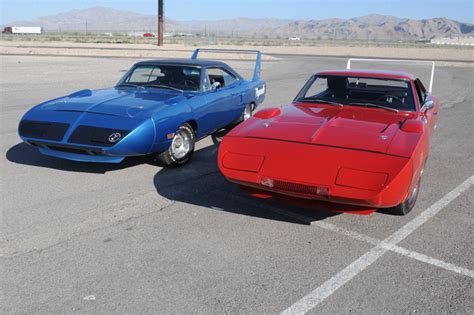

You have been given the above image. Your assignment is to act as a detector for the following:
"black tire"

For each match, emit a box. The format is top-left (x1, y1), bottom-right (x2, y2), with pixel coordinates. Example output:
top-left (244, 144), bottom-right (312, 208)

top-left (386, 177), bottom-right (421, 216)
top-left (211, 128), bottom-right (230, 146)
top-left (154, 123), bottom-right (195, 167)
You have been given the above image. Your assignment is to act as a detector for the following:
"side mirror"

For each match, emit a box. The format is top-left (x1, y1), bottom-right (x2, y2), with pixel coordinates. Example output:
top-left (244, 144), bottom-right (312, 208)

top-left (421, 100), bottom-right (434, 113)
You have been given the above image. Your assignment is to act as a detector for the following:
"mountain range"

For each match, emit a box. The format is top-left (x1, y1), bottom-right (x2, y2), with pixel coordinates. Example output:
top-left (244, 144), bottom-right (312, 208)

top-left (3, 6), bottom-right (473, 41)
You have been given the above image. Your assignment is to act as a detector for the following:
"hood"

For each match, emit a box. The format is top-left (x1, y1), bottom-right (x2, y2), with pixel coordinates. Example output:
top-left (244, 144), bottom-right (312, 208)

top-left (237, 102), bottom-right (413, 154)
top-left (39, 87), bottom-right (189, 118)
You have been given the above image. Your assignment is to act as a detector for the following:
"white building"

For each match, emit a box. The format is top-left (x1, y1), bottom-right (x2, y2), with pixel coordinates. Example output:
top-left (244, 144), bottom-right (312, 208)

top-left (430, 37), bottom-right (474, 46)
top-left (2, 26), bottom-right (42, 35)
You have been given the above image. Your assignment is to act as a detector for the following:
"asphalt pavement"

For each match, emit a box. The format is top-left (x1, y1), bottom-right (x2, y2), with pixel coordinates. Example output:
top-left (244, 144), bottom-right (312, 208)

top-left (1, 54), bottom-right (473, 313)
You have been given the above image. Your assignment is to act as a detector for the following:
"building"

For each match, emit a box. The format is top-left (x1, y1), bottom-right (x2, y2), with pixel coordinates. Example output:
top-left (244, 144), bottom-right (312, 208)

top-left (2, 26), bottom-right (42, 35)
top-left (430, 37), bottom-right (474, 46)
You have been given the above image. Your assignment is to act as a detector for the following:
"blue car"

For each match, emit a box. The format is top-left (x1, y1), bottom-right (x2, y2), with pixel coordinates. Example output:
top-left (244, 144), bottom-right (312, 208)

top-left (18, 49), bottom-right (266, 166)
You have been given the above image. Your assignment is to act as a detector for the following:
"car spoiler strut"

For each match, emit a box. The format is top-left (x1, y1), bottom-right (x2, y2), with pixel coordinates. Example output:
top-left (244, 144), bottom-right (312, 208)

top-left (191, 48), bottom-right (262, 81)
top-left (347, 58), bottom-right (436, 93)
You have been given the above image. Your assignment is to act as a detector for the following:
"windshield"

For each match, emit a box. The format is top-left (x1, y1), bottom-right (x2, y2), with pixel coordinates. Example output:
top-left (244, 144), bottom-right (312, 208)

top-left (119, 65), bottom-right (201, 91)
top-left (296, 75), bottom-right (416, 111)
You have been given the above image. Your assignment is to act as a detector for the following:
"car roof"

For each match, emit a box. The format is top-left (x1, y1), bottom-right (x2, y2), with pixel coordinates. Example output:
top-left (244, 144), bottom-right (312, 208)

top-left (135, 58), bottom-right (229, 68)
top-left (316, 69), bottom-right (416, 81)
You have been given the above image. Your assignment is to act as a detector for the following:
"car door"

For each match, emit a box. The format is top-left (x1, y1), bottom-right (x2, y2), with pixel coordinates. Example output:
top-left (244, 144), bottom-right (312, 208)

top-left (196, 67), bottom-right (241, 134)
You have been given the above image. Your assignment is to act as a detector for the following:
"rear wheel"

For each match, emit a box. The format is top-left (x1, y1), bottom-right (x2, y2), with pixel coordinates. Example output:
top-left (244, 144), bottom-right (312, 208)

top-left (243, 103), bottom-right (253, 121)
top-left (211, 128), bottom-right (230, 146)
top-left (155, 123), bottom-right (195, 167)
top-left (211, 103), bottom-right (254, 145)
top-left (386, 177), bottom-right (421, 216)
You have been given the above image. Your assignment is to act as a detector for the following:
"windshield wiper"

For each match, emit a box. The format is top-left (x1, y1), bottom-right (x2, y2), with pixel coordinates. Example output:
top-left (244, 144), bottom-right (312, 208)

top-left (300, 98), bottom-right (344, 107)
top-left (143, 84), bottom-right (184, 93)
top-left (349, 102), bottom-right (399, 113)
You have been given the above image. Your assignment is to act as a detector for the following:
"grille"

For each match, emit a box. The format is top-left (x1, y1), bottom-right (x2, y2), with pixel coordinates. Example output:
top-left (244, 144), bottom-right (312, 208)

top-left (47, 145), bottom-right (91, 155)
top-left (19, 120), bottom-right (69, 141)
top-left (68, 126), bottom-right (130, 147)
top-left (271, 179), bottom-right (328, 197)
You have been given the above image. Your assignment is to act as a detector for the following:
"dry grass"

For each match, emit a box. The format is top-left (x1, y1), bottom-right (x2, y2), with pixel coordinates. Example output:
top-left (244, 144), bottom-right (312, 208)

top-left (1, 35), bottom-right (472, 62)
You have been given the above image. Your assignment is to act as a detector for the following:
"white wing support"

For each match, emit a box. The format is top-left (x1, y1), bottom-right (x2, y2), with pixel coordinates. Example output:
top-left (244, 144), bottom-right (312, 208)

top-left (346, 58), bottom-right (436, 93)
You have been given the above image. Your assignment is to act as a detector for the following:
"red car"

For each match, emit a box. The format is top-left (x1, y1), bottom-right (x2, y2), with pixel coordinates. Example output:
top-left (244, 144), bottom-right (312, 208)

top-left (218, 62), bottom-right (438, 215)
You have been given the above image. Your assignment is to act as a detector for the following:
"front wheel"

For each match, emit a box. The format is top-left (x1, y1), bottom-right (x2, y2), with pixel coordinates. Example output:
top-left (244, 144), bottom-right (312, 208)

top-left (386, 177), bottom-right (421, 216)
top-left (155, 123), bottom-right (195, 167)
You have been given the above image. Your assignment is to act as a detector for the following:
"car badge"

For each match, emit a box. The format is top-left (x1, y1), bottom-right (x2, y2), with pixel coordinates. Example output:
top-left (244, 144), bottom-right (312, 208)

top-left (262, 123), bottom-right (270, 128)
top-left (108, 132), bottom-right (122, 143)
top-left (380, 135), bottom-right (389, 141)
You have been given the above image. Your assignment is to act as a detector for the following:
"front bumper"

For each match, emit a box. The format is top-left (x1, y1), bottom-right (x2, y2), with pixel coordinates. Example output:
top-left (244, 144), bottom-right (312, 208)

top-left (218, 137), bottom-right (414, 208)
top-left (28, 140), bottom-right (126, 163)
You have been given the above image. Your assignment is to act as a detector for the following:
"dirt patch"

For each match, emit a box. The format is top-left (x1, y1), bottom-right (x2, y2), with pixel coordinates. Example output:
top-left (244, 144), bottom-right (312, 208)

top-left (1, 41), bottom-right (472, 63)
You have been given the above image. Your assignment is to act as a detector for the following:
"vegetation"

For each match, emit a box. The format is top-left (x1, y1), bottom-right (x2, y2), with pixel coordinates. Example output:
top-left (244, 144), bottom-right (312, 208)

top-left (0, 33), bottom-right (472, 50)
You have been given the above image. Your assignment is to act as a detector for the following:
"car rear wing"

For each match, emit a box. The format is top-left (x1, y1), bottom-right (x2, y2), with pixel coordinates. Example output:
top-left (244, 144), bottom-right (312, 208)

top-left (191, 48), bottom-right (262, 81)
top-left (346, 58), bottom-right (436, 92)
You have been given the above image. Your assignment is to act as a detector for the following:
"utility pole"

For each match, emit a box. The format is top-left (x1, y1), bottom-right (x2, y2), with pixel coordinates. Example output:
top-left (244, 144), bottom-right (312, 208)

top-left (158, 0), bottom-right (164, 46)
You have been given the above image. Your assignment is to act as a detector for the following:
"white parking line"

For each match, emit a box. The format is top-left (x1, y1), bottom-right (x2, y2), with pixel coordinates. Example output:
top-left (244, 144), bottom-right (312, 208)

top-left (387, 244), bottom-right (474, 278)
top-left (313, 221), bottom-right (474, 278)
top-left (222, 189), bottom-right (474, 278)
top-left (281, 175), bottom-right (474, 315)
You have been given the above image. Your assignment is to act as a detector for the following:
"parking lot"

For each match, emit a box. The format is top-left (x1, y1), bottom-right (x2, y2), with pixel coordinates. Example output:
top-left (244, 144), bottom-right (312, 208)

top-left (1, 54), bottom-right (473, 313)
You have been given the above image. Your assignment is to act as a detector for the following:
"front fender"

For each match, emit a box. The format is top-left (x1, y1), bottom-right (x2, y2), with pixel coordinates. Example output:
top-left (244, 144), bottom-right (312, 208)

top-left (148, 103), bottom-right (196, 153)
top-left (107, 119), bottom-right (156, 156)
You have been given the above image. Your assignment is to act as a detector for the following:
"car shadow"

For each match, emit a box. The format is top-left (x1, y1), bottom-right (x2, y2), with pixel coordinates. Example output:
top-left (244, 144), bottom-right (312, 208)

top-left (6, 142), bottom-right (148, 174)
top-left (153, 143), bottom-right (340, 225)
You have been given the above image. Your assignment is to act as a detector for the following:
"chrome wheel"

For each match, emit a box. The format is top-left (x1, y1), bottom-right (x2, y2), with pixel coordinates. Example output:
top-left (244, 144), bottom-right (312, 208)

top-left (243, 104), bottom-right (253, 121)
top-left (170, 130), bottom-right (191, 160)
top-left (155, 123), bottom-right (195, 167)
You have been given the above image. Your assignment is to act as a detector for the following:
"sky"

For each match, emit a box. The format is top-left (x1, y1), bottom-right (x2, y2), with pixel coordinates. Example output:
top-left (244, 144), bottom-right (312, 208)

top-left (0, 0), bottom-right (473, 24)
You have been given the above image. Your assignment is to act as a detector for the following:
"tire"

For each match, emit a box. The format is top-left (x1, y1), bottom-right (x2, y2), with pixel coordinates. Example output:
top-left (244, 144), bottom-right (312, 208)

top-left (211, 128), bottom-right (229, 146)
top-left (212, 103), bottom-right (254, 145)
top-left (386, 177), bottom-right (421, 216)
top-left (242, 103), bottom-right (253, 121)
top-left (155, 123), bottom-right (195, 167)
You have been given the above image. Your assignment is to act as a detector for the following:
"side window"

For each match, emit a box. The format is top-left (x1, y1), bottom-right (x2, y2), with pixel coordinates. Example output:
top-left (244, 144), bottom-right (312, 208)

top-left (416, 79), bottom-right (428, 100)
top-left (207, 68), bottom-right (238, 89)
top-left (414, 80), bottom-right (424, 105)
top-left (223, 71), bottom-right (238, 87)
